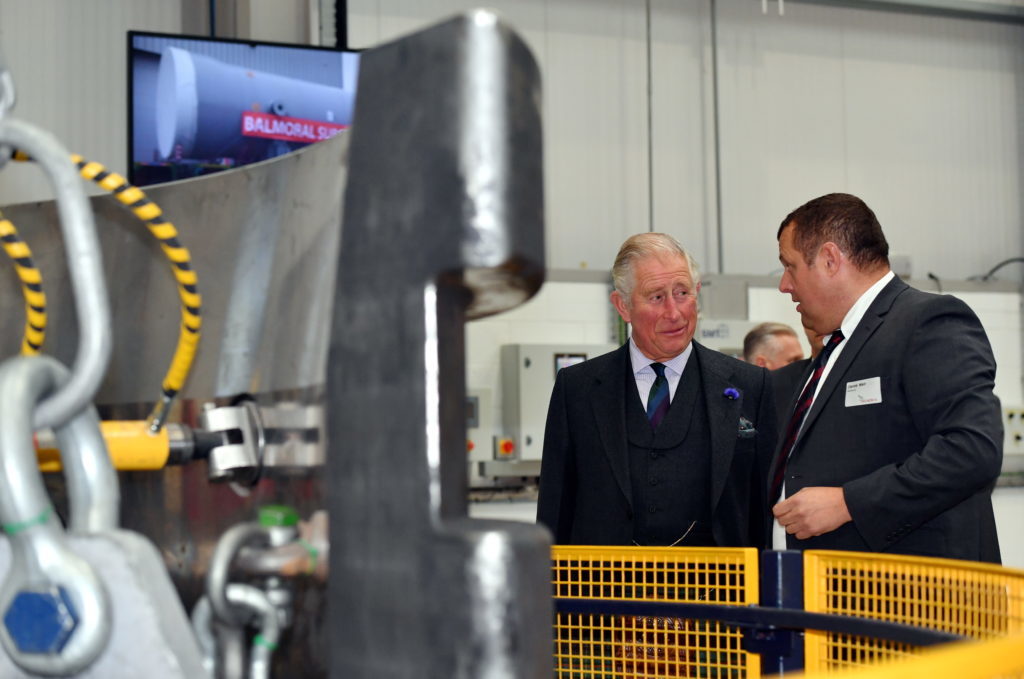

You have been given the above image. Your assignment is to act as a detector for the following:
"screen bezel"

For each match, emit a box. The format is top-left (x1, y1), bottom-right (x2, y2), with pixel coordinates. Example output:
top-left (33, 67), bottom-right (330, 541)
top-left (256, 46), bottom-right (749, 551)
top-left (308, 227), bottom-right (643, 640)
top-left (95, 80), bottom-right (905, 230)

top-left (127, 29), bottom-right (360, 187)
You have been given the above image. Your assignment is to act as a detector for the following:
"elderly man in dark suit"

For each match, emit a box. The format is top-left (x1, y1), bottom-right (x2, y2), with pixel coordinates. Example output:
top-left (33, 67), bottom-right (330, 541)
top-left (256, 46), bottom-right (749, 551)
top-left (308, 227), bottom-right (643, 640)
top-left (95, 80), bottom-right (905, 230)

top-left (771, 192), bottom-right (1003, 562)
top-left (536, 233), bottom-right (777, 548)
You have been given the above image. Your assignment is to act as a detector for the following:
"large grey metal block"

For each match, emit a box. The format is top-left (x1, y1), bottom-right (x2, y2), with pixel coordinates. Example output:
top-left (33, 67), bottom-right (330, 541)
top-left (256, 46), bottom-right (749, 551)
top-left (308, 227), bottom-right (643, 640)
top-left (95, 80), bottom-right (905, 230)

top-left (327, 10), bottom-right (550, 679)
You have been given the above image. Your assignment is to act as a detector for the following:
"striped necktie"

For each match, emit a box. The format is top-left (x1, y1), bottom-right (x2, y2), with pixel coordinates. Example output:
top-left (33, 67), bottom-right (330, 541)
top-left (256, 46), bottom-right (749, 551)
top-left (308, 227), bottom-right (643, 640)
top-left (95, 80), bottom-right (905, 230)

top-left (769, 330), bottom-right (845, 504)
top-left (647, 363), bottom-right (670, 429)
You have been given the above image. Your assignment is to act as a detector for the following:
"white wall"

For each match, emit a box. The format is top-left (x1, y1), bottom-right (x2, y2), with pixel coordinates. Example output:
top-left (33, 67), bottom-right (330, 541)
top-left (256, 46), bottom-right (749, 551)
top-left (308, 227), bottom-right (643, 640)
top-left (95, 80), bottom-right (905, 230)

top-left (348, 0), bottom-right (656, 273)
top-left (716, 0), bottom-right (1024, 281)
top-left (347, 0), bottom-right (1024, 284)
top-left (0, 1), bottom-right (182, 206)
top-left (993, 486), bottom-right (1024, 570)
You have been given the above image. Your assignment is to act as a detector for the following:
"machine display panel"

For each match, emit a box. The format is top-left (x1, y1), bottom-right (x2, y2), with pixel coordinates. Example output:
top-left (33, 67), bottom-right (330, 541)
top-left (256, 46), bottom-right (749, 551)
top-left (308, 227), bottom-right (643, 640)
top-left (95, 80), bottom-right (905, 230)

top-left (554, 353), bottom-right (587, 376)
top-left (128, 30), bottom-right (360, 187)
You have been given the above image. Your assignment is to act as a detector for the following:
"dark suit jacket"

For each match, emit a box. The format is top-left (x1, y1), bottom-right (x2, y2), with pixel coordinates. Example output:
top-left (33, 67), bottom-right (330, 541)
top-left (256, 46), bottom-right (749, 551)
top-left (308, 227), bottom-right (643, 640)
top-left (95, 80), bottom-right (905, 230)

top-left (536, 341), bottom-right (777, 549)
top-left (770, 358), bottom-right (811, 430)
top-left (772, 277), bottom-right (1003, 562)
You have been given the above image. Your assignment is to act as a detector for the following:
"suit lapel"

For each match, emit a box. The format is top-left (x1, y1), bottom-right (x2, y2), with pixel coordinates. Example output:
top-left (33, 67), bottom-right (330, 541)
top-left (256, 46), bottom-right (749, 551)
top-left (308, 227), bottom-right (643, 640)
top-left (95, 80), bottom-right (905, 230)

top-left (796, 277), bottom-right (907, 444)
top-left (694, 344), bottom-right (740, 512)
top-left (591, 345), bottom-right (633, 510)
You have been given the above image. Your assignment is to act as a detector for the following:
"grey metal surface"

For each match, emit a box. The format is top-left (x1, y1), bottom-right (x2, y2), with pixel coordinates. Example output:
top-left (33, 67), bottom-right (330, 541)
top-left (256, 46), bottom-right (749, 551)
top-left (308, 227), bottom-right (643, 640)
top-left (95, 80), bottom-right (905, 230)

top-left (0, 128), bottom-right (349, 405)
top-left (328, 10), bottom-right (550, 679)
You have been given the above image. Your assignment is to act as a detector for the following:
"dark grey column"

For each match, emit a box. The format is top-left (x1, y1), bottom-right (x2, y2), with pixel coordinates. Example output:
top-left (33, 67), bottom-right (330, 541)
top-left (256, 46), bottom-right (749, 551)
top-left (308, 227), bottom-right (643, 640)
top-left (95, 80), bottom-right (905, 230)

top-left (327, 10), bottom-right (551, 678)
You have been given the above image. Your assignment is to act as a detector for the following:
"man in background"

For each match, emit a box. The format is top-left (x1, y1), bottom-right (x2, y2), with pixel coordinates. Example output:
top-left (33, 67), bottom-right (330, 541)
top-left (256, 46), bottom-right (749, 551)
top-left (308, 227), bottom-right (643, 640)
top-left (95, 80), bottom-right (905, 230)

top-left (743, 322), bottom-right (804, 369)
top-left (537, 233), bottom-right (777, 549)
top-left (770, 192), bottom-right (1002, 562)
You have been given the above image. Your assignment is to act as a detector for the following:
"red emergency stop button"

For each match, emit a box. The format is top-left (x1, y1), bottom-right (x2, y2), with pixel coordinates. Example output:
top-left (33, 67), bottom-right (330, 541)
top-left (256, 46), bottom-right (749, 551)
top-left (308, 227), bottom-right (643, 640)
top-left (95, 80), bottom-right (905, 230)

top-left (496, 438), bottom-right (515, 458)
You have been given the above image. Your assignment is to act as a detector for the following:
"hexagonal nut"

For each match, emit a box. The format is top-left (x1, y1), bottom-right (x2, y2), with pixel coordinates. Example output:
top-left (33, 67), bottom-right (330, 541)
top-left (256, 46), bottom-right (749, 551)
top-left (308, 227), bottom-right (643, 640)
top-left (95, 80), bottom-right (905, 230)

top-left (3, 585), bottom-right (79, 654)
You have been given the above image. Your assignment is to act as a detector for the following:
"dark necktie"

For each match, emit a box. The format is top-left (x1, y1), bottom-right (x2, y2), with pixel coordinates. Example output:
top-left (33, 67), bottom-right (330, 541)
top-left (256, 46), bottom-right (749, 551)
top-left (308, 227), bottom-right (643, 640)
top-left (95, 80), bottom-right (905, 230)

top-left (647, 363), bottom-right (670, 429)
top-left (769, 330), bottom-right (845, 504)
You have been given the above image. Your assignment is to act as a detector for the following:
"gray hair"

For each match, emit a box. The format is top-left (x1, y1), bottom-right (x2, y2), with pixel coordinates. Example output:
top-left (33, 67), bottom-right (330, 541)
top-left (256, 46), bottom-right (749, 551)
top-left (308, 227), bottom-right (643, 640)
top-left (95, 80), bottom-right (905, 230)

top-left (743, 322), bottom-right (798, 363)
top-left (611, 232), bottom-right (701, 300)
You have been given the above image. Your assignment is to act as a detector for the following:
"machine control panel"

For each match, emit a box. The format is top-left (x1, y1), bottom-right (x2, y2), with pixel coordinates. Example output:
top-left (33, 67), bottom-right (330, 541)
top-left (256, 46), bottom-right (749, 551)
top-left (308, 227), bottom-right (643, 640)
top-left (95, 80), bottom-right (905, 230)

top-left (500, 343), bottom-right (618, 461)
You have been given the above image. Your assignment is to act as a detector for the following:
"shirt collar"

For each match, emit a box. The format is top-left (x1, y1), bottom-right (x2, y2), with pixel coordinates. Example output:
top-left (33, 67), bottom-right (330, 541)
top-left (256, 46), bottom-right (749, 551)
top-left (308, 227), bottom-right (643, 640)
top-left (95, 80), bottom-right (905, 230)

top-left (838, 270), bottom-right (895, 340)
top-left (628, 338), bottom-right (693, 377)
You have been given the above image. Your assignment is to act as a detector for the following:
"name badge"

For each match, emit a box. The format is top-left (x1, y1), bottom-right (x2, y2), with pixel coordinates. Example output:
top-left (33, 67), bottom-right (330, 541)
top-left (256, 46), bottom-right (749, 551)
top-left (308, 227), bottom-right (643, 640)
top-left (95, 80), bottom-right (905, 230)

top-left (845, 377), bottom-right (882, 407)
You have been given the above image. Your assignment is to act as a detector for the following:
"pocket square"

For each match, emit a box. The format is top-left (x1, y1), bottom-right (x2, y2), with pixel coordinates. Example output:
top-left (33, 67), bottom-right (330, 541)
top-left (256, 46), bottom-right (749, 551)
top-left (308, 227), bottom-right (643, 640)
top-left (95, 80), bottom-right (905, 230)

top-left (737, 416), bottom-right (756, 438)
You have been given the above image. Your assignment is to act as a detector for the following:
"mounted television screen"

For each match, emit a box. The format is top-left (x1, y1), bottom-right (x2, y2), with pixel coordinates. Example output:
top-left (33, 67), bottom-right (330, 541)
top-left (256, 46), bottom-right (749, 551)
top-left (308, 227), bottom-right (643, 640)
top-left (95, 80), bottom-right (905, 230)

top-left (128, 31), bottom-right (360, 187)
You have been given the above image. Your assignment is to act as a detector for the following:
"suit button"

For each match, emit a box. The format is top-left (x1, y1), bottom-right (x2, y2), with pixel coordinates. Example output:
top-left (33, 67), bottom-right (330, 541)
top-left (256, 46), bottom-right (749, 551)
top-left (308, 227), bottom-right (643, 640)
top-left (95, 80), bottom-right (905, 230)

top-left (649, 477), bottom-right (658, 486)
top-left (648, 505), bottom-right (657, 514)
top-left (649, 451), bottom-right (658, 460)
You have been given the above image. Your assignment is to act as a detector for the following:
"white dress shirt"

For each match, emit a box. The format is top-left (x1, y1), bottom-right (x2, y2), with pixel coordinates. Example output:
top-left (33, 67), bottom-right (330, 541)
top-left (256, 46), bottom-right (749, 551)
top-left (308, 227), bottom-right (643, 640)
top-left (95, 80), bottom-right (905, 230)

top-left (628, 338), bottom-right (692, 409)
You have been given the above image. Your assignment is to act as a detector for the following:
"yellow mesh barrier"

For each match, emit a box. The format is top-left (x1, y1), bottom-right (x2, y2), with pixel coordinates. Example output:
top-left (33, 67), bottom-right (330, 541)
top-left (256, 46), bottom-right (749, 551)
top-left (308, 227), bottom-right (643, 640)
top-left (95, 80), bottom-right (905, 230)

top-left (803, 550), bottom-right (1024, 673)
top-left (796, 630), bottom-right (1024, 679)
top-left (551, 546), bottom-right (761, 678)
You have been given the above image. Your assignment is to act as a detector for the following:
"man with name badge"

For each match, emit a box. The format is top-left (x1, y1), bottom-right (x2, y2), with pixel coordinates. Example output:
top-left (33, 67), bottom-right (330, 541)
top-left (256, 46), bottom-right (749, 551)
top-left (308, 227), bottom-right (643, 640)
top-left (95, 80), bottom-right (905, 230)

top-left (770, 192), bottom-right (1003, 563)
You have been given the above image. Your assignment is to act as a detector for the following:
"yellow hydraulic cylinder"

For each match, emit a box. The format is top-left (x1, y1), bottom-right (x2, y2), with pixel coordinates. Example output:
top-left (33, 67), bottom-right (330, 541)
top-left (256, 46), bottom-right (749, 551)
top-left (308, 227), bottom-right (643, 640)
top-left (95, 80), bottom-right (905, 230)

top-left (35, 420), bottom-right (173, 472)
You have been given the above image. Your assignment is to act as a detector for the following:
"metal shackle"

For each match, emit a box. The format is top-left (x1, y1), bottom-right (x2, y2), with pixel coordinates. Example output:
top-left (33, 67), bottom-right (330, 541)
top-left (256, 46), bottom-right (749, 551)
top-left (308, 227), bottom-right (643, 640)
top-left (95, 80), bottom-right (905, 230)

top-left (0, 117), bottom-right (112, 432)
top-left (0, 355), bottom-right (116, 675)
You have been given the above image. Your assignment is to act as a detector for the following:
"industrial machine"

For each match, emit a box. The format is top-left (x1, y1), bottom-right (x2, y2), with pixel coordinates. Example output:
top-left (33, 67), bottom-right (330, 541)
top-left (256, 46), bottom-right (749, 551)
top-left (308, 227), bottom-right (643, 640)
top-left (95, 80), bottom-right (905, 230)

top-left (499, 342), bottom-right (617, 467)
top-left (0, 10), bottom-right (549, 678)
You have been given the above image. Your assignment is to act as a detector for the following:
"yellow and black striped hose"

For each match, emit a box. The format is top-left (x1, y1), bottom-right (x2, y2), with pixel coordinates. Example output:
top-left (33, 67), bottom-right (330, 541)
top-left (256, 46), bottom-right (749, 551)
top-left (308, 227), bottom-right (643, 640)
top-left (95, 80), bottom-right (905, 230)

top-left (12, 149), bottom-right (202, 432)
top-left (0, 210), bottom-right (46, 355)
top-left (71, 154), bottom-right (202, 431)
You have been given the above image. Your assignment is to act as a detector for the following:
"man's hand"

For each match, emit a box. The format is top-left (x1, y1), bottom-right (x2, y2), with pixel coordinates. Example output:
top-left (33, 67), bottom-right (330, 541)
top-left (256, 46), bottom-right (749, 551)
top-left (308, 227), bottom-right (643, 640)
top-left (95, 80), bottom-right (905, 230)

top-left (772, 487), bottom-right (852, 539)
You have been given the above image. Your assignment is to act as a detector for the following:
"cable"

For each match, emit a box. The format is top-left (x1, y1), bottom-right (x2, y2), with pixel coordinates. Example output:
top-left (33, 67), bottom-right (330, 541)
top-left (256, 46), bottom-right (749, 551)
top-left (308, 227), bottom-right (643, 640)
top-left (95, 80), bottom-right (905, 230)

top-left (69, 154), bottom-right (202, 431)
top-left (12, 149), bottom-right (203, 431)
top-left (926, 271), bottom-right (942, 294)
top-left (980, 256), bottom-right (1024, 282)
top-left (0, 211), bottom-right (46, 354)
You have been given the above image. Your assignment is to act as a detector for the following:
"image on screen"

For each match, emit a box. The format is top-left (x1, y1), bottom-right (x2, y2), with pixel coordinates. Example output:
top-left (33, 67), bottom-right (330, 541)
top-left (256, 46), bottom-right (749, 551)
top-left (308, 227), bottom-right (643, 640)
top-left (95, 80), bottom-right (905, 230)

top-left (128, 31), bottom-right (360, 187)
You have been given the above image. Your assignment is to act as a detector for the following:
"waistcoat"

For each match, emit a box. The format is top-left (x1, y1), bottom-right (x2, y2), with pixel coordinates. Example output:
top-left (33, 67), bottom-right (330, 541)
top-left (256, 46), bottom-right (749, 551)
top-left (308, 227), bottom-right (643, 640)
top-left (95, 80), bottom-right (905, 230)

top-left (626, 357), bottom-right (713, 547)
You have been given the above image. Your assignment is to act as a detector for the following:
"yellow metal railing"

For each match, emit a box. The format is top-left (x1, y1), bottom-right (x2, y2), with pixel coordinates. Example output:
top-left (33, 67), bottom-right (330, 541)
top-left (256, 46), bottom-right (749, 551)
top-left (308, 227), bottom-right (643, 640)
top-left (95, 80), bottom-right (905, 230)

top-left (796, 630), bottom-right (1024, 679)
top-left (802, 550), bottom-right (1024, 673)
top-left (551, 546), bottom-right (760, 678)
top-left (550, 547), bottom-right (1024, 678)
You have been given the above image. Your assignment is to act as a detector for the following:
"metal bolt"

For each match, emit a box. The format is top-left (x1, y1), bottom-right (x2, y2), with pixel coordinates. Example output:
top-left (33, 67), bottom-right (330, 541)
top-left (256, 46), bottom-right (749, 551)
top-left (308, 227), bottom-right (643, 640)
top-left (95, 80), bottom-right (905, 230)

top-left (3, 586), bottom-right (79, 654)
